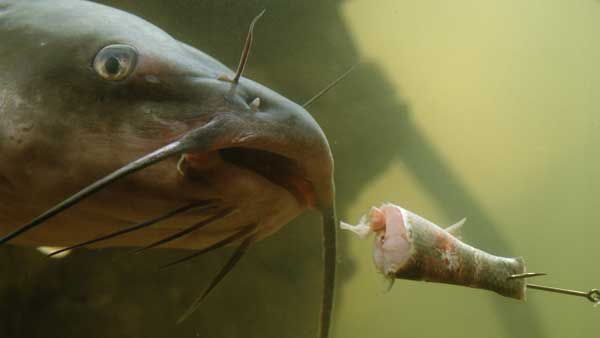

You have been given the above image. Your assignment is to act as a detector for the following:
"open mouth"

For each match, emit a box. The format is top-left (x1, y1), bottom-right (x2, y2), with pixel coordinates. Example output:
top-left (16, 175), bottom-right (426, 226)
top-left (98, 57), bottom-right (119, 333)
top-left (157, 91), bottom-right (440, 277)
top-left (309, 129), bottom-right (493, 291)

top-left (217, 147), bottom-right (316, 207)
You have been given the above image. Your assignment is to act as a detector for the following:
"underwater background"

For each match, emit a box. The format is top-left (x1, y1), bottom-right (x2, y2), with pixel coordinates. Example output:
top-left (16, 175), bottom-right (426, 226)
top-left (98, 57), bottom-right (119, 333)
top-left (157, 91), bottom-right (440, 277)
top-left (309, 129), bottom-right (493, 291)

top-left (1, 1), bottom-right (599, 337)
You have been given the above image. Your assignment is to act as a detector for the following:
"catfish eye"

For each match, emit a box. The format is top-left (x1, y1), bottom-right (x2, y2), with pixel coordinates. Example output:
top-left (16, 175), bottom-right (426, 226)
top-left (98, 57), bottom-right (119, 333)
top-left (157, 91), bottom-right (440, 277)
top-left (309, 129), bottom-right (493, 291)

top-left (93, 44), bottom-right (138, 81)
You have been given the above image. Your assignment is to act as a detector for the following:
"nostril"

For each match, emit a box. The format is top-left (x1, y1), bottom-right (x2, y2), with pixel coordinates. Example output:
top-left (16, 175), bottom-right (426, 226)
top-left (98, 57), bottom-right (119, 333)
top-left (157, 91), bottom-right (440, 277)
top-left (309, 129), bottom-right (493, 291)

top-left (249, 97), bottom-right (261, 111)
top-left (217, 74), bottom-right (234, 83)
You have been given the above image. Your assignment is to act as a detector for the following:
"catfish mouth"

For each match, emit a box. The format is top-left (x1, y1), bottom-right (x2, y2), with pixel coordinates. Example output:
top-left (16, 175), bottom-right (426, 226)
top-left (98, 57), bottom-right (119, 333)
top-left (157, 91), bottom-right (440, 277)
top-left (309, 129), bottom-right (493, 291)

top-left (217, 147), bottom-right (316, 208)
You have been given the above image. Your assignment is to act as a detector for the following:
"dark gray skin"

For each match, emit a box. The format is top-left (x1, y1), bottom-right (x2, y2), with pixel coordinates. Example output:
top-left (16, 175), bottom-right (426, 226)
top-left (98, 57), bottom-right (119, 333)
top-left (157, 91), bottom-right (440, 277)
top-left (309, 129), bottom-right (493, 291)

top-left (0, 0), bottom-right (336, 337)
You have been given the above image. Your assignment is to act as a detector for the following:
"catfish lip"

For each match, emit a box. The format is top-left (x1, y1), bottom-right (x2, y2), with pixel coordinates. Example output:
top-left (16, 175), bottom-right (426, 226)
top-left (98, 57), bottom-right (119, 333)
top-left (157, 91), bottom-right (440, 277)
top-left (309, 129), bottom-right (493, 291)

top-left (184, 147), bottom-right (317, 208)
top-left (213, 119), bottom-right (334, 210)
top-left (219, 147), bottom-right (316, 207)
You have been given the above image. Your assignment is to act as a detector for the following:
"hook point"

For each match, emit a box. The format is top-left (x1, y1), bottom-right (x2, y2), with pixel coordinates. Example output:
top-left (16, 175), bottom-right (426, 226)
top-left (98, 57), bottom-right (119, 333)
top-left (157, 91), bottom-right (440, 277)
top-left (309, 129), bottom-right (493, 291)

top-left (508, 272), bottom-right (547, 280)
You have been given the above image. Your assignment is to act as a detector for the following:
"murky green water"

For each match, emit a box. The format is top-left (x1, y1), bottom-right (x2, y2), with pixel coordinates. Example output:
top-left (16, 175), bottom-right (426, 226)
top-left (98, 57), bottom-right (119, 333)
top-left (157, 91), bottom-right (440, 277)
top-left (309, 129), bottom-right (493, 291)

top-left (1, 1), bottom-right (598, 338)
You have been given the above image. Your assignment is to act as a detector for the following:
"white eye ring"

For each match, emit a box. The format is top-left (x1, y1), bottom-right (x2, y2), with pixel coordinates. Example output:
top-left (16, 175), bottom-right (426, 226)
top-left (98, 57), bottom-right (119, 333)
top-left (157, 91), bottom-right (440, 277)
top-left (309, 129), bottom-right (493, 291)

top-left (93, 44), bottom-right (138, 81)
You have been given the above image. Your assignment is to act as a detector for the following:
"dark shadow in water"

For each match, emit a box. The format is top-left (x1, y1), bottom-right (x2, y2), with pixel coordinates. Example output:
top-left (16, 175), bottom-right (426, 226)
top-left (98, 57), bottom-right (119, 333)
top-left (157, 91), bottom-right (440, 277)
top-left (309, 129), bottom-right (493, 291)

top-left (0, 1), bottom-right (544, 337)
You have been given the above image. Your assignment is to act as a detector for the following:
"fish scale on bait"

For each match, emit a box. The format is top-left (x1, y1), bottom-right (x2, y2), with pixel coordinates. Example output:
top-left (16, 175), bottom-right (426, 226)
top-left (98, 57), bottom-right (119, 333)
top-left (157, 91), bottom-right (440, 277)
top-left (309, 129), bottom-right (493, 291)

top-left (341, 203), bottom-right (600, 305)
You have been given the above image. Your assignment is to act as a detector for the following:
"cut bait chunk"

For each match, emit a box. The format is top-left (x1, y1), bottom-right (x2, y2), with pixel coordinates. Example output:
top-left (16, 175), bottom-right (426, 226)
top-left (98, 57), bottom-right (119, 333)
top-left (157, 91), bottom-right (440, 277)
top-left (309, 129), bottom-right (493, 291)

top-left (342, 203), bottom-right (527, 300)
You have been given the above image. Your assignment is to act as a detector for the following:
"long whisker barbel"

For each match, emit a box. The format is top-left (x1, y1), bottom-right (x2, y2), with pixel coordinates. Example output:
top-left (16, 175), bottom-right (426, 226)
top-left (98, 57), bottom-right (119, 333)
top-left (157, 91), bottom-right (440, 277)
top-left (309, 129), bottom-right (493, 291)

top-left (233, 10), bottom-right (265, 84)
top-left (303, 63), bottom-right (359, 109)
top-left (160, 223), bottom-right (257, 269)
top-left (217, 9), bottom-right (265, 84)
top-left (176, 233), bottom-right (256, 324)
top-left (48, 201), bottom-right (216, 257)
top-left (509, 272), bottom-right (600, 304)
top-left (0, 140), bottom-right (186, 245)
top-left (130, 207), bottom-right (237, 254)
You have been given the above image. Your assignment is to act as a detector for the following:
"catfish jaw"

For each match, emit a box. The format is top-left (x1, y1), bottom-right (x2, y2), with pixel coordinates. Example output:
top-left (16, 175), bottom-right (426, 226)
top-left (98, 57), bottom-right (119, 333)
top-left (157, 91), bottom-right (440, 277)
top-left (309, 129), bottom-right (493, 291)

top-left (170, 77), bottom-right (336, 243)
top-left (0, 0), bottom-right (335, 250)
